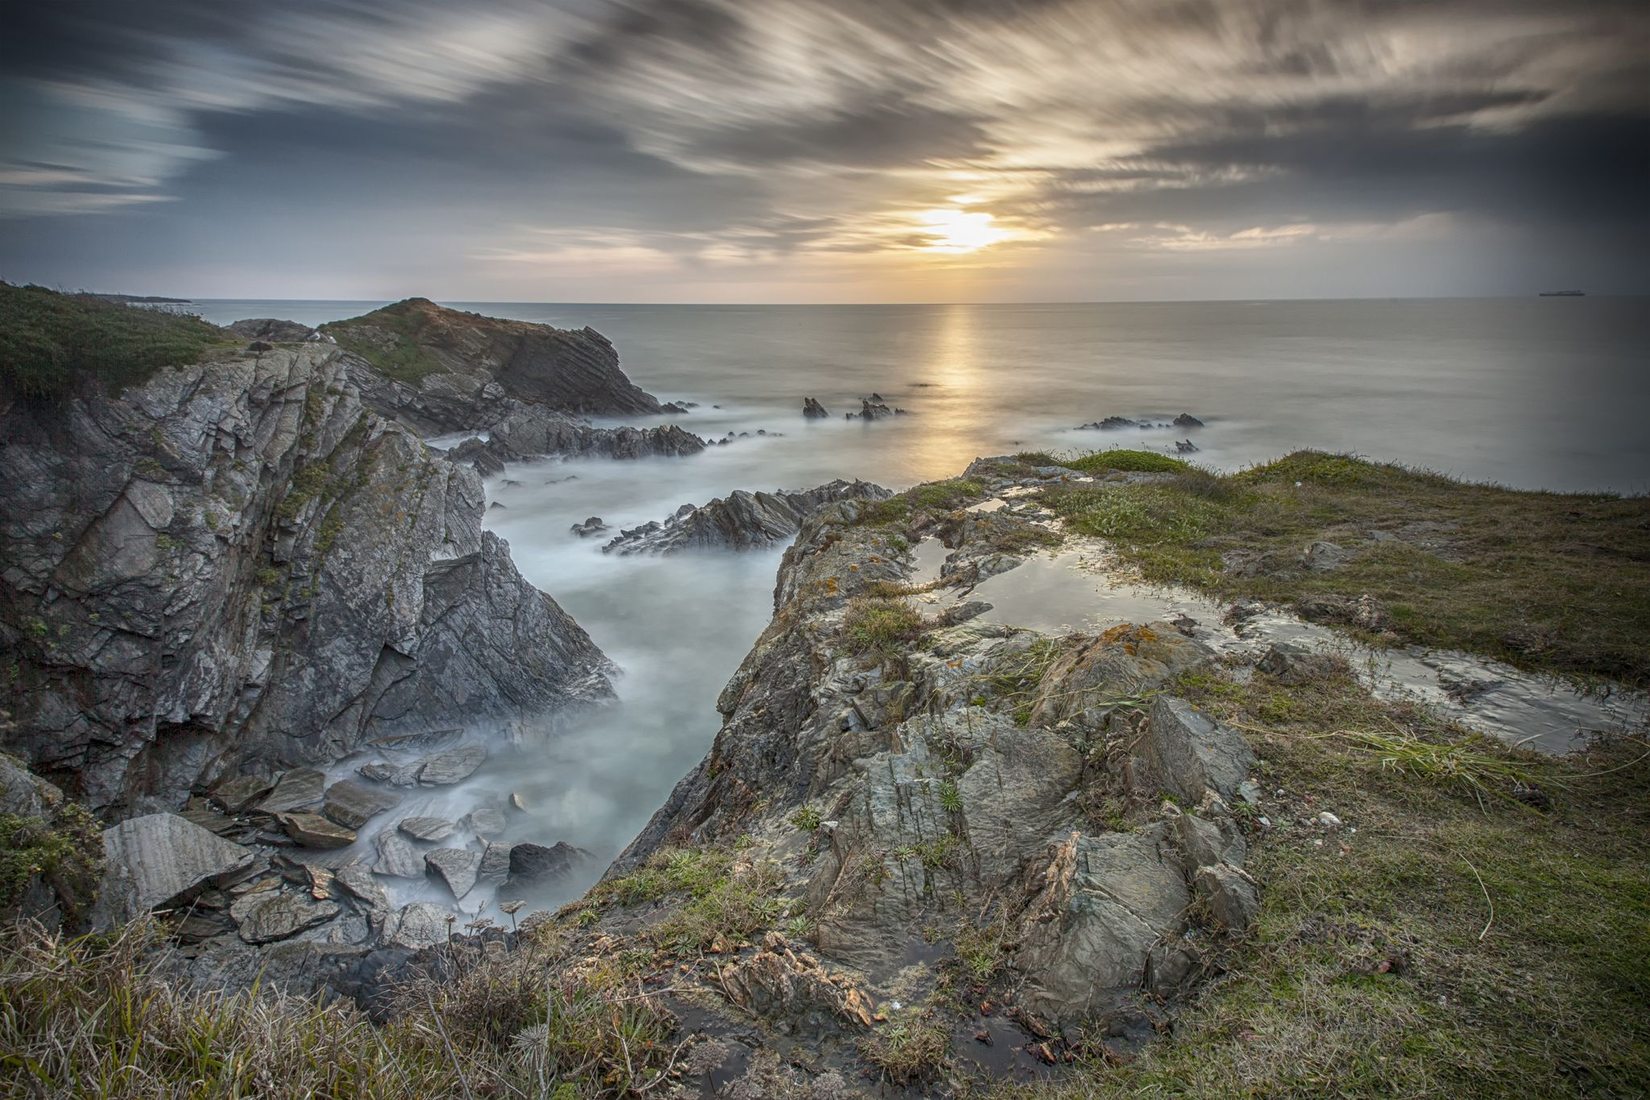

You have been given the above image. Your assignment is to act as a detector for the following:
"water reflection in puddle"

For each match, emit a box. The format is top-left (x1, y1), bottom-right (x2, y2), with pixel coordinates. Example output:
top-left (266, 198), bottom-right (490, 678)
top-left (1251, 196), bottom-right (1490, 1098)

top-left (909, 539), bottom-right (1646, 753)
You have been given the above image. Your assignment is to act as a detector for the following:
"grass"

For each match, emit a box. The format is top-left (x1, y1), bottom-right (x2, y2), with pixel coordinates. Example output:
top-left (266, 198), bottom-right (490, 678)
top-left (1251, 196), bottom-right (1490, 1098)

top-left (1066, 448), bottom-right (1192, 475)
top-left (854, 478), bottom-right (984, 527)
top-left (589, 846), bottom-right (788, 956)
top-left (320, 300), bottom-right (448, 384)
top-left (990, 661), bottom-right (1650, 1099)
top-left (840, 597), bottom-right (926, 660)
top-left (859, 1011), bottom-right (952, 1085)
top-left (0, 283), bottom-right (235, 399)
top-left (1043, 450), bottom-right (1650, 686)
top-left (0, 801), bottom-right (102, 926)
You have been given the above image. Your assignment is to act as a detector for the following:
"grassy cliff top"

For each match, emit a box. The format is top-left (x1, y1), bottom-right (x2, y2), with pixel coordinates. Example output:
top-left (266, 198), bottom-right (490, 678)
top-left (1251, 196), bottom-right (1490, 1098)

top-left (0, 283), bottom-right (235, 399)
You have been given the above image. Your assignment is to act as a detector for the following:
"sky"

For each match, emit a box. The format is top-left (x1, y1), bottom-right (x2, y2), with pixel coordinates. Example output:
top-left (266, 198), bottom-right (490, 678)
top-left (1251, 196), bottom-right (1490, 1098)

top-left (1, 0), bottom-right (1646, 303)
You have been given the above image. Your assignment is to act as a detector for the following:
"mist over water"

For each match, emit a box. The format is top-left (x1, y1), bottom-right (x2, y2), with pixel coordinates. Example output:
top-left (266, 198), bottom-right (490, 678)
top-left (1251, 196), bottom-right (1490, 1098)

top-left (189, 297), bottom-right (1650, 915)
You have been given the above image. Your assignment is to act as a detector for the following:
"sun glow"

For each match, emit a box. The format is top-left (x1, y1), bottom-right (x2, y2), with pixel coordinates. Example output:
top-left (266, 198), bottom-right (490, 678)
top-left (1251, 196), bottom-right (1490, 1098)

top-left (917, 207), bottom-right (1013, 254)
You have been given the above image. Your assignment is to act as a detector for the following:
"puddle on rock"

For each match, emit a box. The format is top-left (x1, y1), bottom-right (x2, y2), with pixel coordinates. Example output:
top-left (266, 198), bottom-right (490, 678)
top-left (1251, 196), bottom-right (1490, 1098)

top-left (910, 540), bottom-right (1646, 753)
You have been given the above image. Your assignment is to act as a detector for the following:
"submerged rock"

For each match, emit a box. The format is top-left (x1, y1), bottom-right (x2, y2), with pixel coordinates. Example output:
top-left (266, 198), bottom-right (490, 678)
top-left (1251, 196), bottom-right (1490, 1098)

top-left (1173, 412), bottom-right (1205, 428)
top-left (415, 746), bottom-right (486, 786)
top-left (398, 816), bottom-right (457, 843)
top-left (802, 397), bottom-right (830, 419)
top-left (1078, 416), bottom-right (1139, 430)
top-left (373, 831), bottom-right (425, 879)
top-left (507, 841), bottom-right (589, 883)
top-left (570, 516), bottom-right (608, 538)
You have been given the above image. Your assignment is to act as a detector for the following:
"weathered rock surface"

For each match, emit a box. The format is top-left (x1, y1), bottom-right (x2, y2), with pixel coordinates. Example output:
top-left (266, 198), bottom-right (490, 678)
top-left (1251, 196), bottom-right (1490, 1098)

top-left (228, 318), bottom-right (324, 343)
top-left (279, 812), bottom-right (356, 849)
top-left (385, 901), bottom-right (453, 949)
top-left (1138, 696), bottom-right (1256, 803)
top-left (0, 338), bottom-right (615, 812)
top-left (398, 816), bottom-right (457, 843)
top-left (231, 889), bottom-right (340, 944)
top-left (415, 745), bottom-right (486, 786)
top-left (602, 480), bottom-right (891, 555)
top-left (93, 813), bottom-right (255, 928)
top-left (258, 769), bottom-right (327, 814)
top-left (321, 780), bottom-right (400, 829)
top-left (373, 830), bottom-right (425, 878)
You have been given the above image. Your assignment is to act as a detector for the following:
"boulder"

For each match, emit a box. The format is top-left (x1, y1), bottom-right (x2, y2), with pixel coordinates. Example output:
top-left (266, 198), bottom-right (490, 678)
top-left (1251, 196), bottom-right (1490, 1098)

top-left (478, 842), bottom-right (512, 884)
top-left (373, 830), bottom-right (425, 878)
top-left (1256, 642), bottom-right (1348, 685)
top-left (398, 816), bottom-right (457, 843)
top-left (93, 813), bottom-right (256, 928)
top-left (279, 812), bottom-right (356, 849)
top-left (570, 516), bottom-right (608, 538)
top-left (231, 889), bottom-right (340, 944)
top-left (321, 780), bottom-right (401, 829)
top-left (508, 841), bottom-right (589, 883)
top-left (1302, 540), bottom-right (1349, 572)
top-left (1137, 696), bottom-right (1256, 803)
top-left (425, 848), bottom-right (482, 900)
top-left (416, 746), bottom-right (486, 786)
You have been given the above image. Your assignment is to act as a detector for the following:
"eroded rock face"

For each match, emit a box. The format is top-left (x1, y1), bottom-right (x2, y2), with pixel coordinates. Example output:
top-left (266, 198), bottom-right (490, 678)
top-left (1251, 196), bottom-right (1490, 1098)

top-left (443, 402), bottom-right (706, 475)
top-left (0, 342), bottom-right (614, 812)
top-left (602, 480), bottom-right (891, 555)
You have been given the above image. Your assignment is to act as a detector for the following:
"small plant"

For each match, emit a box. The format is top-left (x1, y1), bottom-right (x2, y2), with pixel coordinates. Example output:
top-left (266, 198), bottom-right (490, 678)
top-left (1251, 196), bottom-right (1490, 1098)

top-left (937, 779), bottom-right (963, 815)
top-left (792, 806), bottom-right (823, 832)
top-left (953, 922), bottom-right (1011, 983)
top-left (840, 597), bottom-right (926, 659)
top-left (859, 1013), bottom-right (951, 1085)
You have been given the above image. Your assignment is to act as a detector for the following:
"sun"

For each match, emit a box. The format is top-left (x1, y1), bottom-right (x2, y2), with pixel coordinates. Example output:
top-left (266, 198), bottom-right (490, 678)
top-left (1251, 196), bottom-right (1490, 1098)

top-left (917, 207), bottom-right (1012, 254)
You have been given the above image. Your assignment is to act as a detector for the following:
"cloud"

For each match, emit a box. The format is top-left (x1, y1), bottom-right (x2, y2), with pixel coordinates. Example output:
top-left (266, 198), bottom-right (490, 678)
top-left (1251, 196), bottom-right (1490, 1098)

top-left (0, 0), bottom-right (1645, 296)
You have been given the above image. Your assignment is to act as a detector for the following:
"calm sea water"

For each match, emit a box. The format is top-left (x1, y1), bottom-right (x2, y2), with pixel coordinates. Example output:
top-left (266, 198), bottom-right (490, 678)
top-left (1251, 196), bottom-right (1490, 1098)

top-left (186, 297), bottom-right (1650, 914)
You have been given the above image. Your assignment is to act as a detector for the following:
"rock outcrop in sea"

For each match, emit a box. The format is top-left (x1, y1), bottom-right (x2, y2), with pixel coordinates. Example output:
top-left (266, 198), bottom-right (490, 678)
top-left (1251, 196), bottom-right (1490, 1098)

top-left (600, 479), bottom-right (891, 555)
top-left (0, 337), bottom-right (614, 814)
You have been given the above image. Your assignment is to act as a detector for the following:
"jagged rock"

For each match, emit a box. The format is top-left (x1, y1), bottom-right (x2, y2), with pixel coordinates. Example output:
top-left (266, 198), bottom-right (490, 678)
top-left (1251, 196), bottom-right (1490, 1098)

top-left (210, 774), bottom-right (274, 813)
top-left (321, 780), bottom-right (401, 829)
top-left (0, 323), bottom-right (615, 814)
top-left (1173, 812), bottom-right (1247, 869)
top-left (570, 516), bottom-right (608, 538)
top-left (1173, 413), bottom-right (1205, 428)
top-left (1193, 864), bottom-right (1260, 932)
top-left (279, 812), bottom-right (357, 849)
top-left (463, 806), bottom-right (507, 837)
top-left (0, 754), bottom-right (61, 818)
top-left (478, 842), bottom-right (512, 884)
top-left (425, 847), bottom-right (482, 899)
top-left (231, 889), bottom-right (340, 944)
top-left (446, 404), bottom-right (706, 475)
top-left (848, 398), bottom-right (899, 421)
top-left (398, 816), bottom-right (457, 843)
top-left (1176, 439), bottom-right (1199, 454)
top-left (1078, 416), bottom-right (1139, 430)
top-left (507, 841), bottom-right (588, 883)
top-left (802, 397), bottom-right (830, 419)
top-left (602, 480), bottom-right (890, 555)
top-left (93, 814), bottom-right (255, 928)
top-left (1138, 696), bottom-right (1256, 803)
top-left (384, 902), bottom-right (453, 949)
top-left (1011, 827), bottom-right (1193, 1017)
top-left (373, 830), bottom-right (425, 878)
top-left (227, 318), bottom-right (320, 343)
top-left (258, 769), bottom-right (328, 814)
top-left (415, 745), bottom-right (486, 786)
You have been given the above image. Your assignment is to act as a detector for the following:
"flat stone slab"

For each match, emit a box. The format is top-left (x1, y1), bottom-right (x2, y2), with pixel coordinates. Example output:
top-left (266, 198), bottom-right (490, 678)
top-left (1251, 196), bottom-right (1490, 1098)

top-left (257, 768), bottom-right (328, 813)
top-left (373, 830), bottom-right (424, 878)
top-left (398, 816), bottom-right (457, 843)
top-left (93, 813), bottom-right (256, 928)
top-left (478, 842), bottom-right (512, 884)
top-left (209, 774), bottom-right (274, 813)
top-left (279, 812), bottom-right (356, 849)
top-left (333, 863), bottom-right (389, 914)
top-left (321, 780), bottom-right (401, 829)
top-left (416, 746), bottom-right (486, 786)
top-left (425, 847), bottom-right (482, 899)
top-left (231, 889), bottom-right (340, 944)
top-left (385, 902), bottom-right (454, 949)
top-left (357, 761), bottom-right (420, 787)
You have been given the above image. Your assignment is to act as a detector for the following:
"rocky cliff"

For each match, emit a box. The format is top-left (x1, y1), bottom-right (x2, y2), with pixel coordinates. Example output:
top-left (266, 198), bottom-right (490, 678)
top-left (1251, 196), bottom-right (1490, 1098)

top-left (600, 478), bottom-right (891, 555)
top-left (0, 338), bottom-right (614, 815)
top-left (323, 298), bottom-right (663, 425)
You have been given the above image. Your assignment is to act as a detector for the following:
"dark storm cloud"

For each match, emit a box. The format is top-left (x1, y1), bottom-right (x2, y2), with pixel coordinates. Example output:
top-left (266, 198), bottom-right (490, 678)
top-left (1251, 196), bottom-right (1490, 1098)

top-left (1, 0), bottom-right (1647, 295)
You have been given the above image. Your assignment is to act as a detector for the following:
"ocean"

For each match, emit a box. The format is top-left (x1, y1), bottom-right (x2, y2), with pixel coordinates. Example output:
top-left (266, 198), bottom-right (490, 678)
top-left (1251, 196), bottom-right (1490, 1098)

top-left (185, 296), bottom-right (1650, 915)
